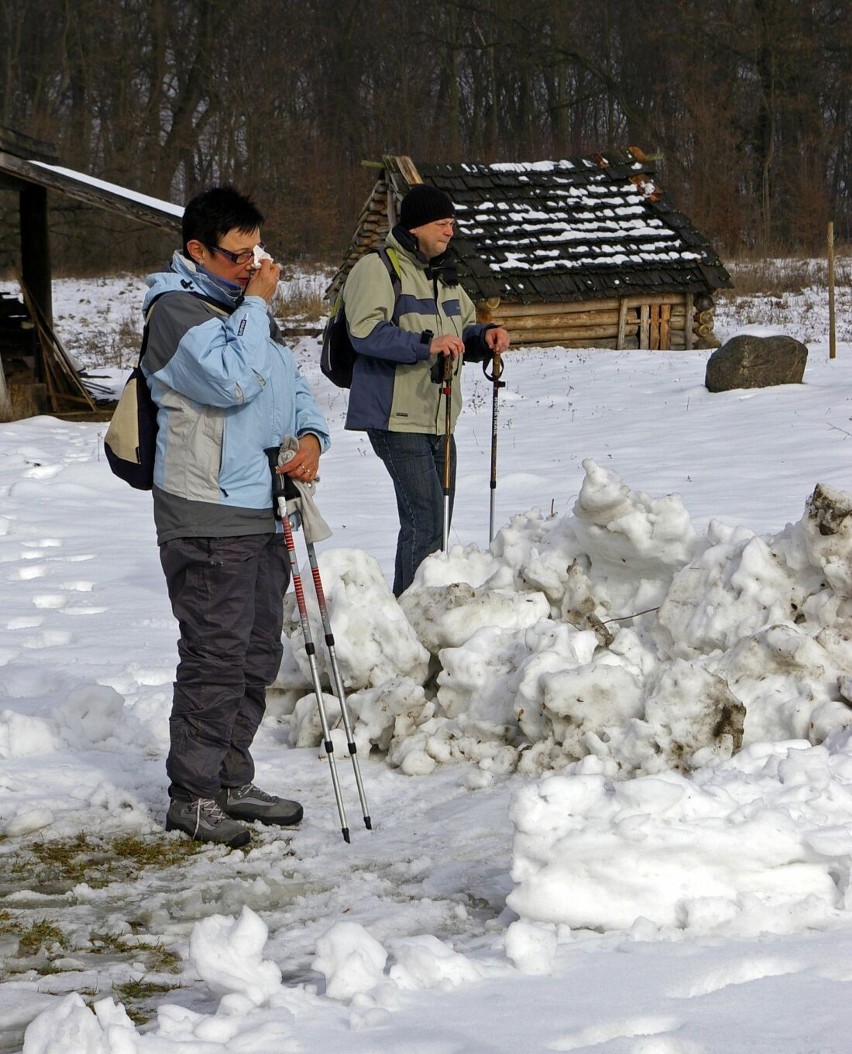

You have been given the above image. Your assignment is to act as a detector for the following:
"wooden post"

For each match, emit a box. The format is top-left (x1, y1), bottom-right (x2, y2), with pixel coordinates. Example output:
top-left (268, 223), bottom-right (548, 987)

top-left (20, 183), bottom-right (53, 331)
top-left (386, 184), bottom-right (397, 227)
top-left (0, 355), bottom-right (11, 418)
top-left (828, 221), bottom-right (836, 360)
top-left (650, 303), bottom-right (660, 349)
top-left (617, 300), bottom-right (628, 349)
top-left (639, 304), bottom-right (650, 349)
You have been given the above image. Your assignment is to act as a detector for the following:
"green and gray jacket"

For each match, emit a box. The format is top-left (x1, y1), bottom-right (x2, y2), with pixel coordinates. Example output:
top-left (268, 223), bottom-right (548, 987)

top-left (343, 227), bottom-right (493, 434)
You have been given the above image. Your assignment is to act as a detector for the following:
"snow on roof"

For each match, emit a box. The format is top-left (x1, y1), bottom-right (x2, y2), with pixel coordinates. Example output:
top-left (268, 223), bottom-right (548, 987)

top-left (29, 161), bottom-right (183, 218)
top-left (416, 151), bottom-right (730, 303)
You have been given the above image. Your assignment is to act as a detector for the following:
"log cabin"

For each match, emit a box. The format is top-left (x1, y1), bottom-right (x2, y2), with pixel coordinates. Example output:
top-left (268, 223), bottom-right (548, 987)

top-left (327, 150), bottom-right (732, 350)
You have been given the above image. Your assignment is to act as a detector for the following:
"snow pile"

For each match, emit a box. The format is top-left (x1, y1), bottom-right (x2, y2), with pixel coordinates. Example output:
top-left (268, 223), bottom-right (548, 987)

top-left (507, 734), bottom-right (852, 944)
top-left (284, 461), bottom-right (852, 780)
top-left (5, 269), bottom-right (852, 1052)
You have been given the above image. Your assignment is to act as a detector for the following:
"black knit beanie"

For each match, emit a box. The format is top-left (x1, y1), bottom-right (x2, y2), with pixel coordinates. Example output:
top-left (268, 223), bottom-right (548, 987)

top-left (399, 184), bottom-right (455, 230)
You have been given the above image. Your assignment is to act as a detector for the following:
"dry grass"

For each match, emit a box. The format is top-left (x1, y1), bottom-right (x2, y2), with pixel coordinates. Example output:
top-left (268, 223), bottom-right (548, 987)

top-left (58, 308), bottom-right (142, 371)
top-left (272, 263), bottom-right (332, 322)
top-left (722, 252), bottom-right (852, 296)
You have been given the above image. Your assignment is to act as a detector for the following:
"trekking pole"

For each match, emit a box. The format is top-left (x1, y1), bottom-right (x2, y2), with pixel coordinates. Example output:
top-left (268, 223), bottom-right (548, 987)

top-left (484, 350), bottom-right (506, 544)
top-left (303, 539), bottom-right (372, 831)
top-left (441, 353), bottom-right (454, 553)
top-left (268, 453), bottom-right (350, 843)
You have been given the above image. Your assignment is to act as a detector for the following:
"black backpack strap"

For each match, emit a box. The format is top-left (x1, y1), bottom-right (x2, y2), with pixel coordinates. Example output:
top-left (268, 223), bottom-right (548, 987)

top-left (136, 292), bottom-right (168, 366)
top-left (372, 247), bottom-right (402, 319)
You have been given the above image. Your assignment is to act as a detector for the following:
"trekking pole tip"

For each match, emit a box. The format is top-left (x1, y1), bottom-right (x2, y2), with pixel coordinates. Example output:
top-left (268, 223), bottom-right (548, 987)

top-left (342, 827), bottom-right (351, 843)
top-left (364, 816), bottom-right (373, 830)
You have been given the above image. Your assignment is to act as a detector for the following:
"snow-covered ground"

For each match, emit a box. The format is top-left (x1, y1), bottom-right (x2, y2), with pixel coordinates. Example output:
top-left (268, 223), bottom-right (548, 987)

top-left (2, 268), bottom-right (852, 1052)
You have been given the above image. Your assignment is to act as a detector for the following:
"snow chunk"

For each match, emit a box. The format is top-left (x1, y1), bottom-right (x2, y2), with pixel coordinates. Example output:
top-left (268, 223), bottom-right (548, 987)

top-left (189, 906), bottom-right (282, 1006)
top-left (388, 934), bottom-right (482, 990)
top-left (312, 921), bottom-right (387, 1001)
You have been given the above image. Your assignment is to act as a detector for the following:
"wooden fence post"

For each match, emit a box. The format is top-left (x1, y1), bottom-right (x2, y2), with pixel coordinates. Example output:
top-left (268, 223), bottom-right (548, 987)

top-left (0, 358), bottom-right (11, 419)
top-left (828, 221), bottom-right (836, 360)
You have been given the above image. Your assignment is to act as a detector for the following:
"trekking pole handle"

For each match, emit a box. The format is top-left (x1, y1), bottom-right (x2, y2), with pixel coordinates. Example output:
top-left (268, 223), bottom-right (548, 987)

top-left (266, 446), bottom-right (298, 516)
top-left (442, 351), bottom-right (454, 393)
top-left (483, 349), bottom-right (506, 385)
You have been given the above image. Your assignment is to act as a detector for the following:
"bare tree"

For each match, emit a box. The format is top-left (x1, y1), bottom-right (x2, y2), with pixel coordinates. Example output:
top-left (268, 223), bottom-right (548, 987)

top-left (1, 0), bottom-right (850, 271)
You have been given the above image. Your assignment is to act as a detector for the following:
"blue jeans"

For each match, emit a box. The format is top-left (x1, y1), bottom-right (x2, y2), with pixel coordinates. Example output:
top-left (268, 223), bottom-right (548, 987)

top-left (367, 429), bottom-right (456, 596)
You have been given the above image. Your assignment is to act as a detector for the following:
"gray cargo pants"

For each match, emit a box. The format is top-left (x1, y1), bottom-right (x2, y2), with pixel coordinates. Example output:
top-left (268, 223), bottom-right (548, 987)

top-left (159, 532), bottom-right (289, 801)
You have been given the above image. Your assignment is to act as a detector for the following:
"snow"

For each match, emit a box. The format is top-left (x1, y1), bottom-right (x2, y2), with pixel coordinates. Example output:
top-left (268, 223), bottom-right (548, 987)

top-left (2, 270), bottom-right (852, 1052)
top-left (28, 162), bottom-right (182, 219)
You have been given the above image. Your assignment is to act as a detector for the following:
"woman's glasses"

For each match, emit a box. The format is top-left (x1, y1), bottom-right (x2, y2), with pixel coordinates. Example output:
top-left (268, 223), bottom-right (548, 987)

top-left (206, 242), bottom-right (265, 265)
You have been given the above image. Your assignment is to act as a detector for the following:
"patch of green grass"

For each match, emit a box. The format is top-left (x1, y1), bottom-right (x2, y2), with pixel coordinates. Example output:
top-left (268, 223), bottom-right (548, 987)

top-left (112, 977), bottom-right (183, 1026)
top-left (0, 830), bottom-right (205, 990)
top-left (89, 932), bottom-right (181, 974)
top-left (110, 832), bottom-right (203, 869)
top-left (17, 919), bottom-right (67, 953)
top-left (8, 831), bottom-right (203, 892)
top-left (114, 977), bottom-right (179, 1001)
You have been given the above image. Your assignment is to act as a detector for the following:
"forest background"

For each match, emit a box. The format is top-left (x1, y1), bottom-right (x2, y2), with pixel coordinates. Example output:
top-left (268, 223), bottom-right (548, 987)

top-left (0, 0), bottom-right (850, 275)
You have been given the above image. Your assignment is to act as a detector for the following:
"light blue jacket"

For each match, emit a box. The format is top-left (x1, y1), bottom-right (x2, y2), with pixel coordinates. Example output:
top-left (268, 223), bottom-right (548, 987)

top-left (142, 252), bottom-right (330, 543)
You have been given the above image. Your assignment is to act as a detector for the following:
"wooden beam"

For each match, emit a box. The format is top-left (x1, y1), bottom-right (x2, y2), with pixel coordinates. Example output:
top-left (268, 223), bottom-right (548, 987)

top-left (499, 309), bottom-right (623, 329)
top-left (393, 155), bottom-right (422, 186)
top-left (0, 150), bottom-right (182, 232)
top-left (639, 304), bottom-right (650, 349)
top-left (0, 354), bottom-right (10, 417)
top-left (19, 276), bottom-right (96, 413)
top-left (660, 304), bottom-right (671, 350)
top-left (617, 300), bottom-right (628, 349)
top-left (650, 303), bottom-right (660, 350)
top-left (494, 293), bottom-right (688, 318)
top-left (20, 183), bottom-right (52, 329)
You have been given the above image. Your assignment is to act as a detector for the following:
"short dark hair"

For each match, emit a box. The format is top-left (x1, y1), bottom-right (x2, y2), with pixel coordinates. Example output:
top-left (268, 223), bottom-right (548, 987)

top-left (182, 185), bottom-right (264, 255)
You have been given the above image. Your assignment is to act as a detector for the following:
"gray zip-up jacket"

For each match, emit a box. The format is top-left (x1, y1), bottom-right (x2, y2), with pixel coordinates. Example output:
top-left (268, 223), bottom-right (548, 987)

top-left (343, 228), bottom-right (492, 433)
top-left (142, 252), bottom-right (330, 543)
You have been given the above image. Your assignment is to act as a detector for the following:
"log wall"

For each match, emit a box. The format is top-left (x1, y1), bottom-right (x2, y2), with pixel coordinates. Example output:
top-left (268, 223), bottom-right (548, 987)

top-left (478, 293), bottom-right (717, 351)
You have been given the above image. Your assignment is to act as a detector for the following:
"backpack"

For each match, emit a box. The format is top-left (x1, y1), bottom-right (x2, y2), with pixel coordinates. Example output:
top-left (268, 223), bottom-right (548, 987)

top-left (103, 297), bottom-right (162, 490)
top-left (104, 291), bottom-right (232, 490)
top-left (320, 247), bottom-right (401, 388)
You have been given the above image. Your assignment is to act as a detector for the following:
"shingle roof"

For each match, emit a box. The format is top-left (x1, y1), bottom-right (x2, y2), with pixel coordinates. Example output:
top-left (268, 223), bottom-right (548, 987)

top-left (414, 150), bottom-right (731, 304)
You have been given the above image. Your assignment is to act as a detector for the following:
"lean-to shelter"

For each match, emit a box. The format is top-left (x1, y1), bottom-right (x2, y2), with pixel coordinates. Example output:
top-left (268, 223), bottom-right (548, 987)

top-left (0, 126), bottom-right (181, 418)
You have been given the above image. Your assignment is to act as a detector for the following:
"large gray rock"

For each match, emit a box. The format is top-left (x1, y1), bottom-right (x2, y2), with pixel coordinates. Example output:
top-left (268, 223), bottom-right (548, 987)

top-left (705, 334), bottom-right (807, 392)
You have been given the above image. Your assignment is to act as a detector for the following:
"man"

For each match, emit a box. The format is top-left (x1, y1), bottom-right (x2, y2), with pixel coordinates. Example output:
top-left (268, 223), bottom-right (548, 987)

top-left (343, 184), bottom-right (510, 596)
top-left (142, 185), bottom-right (330, 848)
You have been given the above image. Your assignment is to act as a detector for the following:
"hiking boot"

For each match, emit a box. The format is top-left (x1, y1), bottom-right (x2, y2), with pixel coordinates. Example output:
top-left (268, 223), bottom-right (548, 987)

top-left (165, 797), bottom-right (251, 848)
top-left (216, 783), bottom-right (304, 827)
